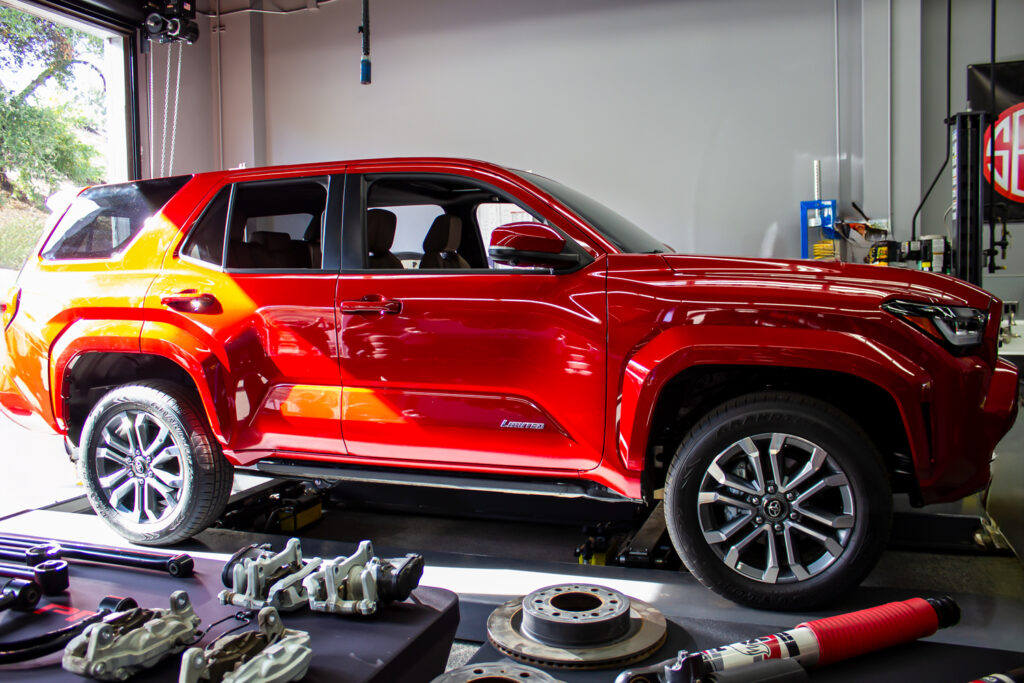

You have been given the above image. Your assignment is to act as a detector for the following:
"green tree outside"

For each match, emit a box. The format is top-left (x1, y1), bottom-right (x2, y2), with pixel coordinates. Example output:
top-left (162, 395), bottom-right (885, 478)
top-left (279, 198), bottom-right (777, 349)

top-left (0, 6), bottom-right (105, 269)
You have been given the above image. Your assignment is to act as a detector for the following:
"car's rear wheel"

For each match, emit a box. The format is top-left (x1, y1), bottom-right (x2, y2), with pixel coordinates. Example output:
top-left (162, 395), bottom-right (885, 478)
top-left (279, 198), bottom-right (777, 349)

top-left (78, 381), bottom-right (233, 545)
top-left (664, 391), bottom-right (891, 610)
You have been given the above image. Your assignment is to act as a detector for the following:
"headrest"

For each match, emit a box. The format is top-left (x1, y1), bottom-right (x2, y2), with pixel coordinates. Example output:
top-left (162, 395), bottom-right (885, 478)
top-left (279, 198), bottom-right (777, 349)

top-left (250, 231), bottom-right (291, 251)
top-left (367, 210), bottom-right (397, 253)
top-left (423, 215), bottom-right (462, 253)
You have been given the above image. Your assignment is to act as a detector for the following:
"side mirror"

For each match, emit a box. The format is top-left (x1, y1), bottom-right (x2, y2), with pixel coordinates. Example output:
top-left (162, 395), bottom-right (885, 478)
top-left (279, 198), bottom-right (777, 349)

top-left (488, 222), bottom-right (581, 270)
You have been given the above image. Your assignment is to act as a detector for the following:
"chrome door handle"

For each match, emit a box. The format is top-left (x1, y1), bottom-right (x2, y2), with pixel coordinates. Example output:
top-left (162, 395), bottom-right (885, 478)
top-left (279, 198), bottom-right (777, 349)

top-left (340, 295), bottom-right (402, 315)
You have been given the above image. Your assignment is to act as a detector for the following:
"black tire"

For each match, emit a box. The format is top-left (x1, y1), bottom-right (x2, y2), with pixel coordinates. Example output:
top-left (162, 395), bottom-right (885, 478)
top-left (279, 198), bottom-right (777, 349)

top-left (78, 381), bottom-right (233, 546)
top-left (664, 391), bottom-right (891, 610)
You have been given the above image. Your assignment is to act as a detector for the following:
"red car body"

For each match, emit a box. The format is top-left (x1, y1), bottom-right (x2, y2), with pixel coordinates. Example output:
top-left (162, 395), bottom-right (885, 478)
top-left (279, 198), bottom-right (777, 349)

top-left (0, 157), bottom-right (1017, 514)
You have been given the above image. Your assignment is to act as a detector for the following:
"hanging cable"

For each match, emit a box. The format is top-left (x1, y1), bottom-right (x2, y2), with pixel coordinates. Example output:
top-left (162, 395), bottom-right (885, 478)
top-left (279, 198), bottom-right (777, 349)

top-left (910, 0), bottom-right (952, 241)
top-left (988, 0), bottom-right (996, 251)
top-left (160, 43), bottom-right (172, 177)
top-left (168, 41), bottom-right (183, 176)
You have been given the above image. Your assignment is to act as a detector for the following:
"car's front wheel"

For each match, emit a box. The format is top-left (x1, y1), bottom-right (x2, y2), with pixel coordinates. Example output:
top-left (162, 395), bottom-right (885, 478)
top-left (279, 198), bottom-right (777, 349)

top-left (78, 381), bottom-right (233, 545)
top-left (664, 391), bottom-right (891, 610)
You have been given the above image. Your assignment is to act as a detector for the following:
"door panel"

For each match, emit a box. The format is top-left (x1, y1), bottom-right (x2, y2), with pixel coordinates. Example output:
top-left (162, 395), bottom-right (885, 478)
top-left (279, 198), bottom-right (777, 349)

top-left (336, 266), bottom-right (607, 471)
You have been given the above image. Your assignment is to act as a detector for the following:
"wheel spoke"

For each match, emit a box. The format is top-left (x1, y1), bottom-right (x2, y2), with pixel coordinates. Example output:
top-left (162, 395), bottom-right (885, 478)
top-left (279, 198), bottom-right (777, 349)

top-left (698, 490), bottom-right (754, 511)
top-left (151, 446), bottom-right (180, 469)
top-left (130, 479), bottom-right (145, 522)
top-left (740, 437), bottom-right (769, 494)
top-left (702, 511), bottom-right (755, 544)
top-left (795, 507), bottom-right (854, 530)
top-left (109, 478), bottom-right (135, 508)
top-left (763, 529), bottom-right (780, 584)
top-left (768, 433), bottom-right (786, 484)
top-left (787, 520), bottom-right (844, 557)
top-left (142, 424), bottom-right (170, 458)
top-left (782, 527), bottom-right (811, 581)
top-left (781, 446), bottom-right (827, 492)
top-left (96, 447), bottom-right (130, 468)
top-left (149, 471), bottom-right (181, 496)
top-left (707, 460), bottom-right (760, 497)
top-left (723, 522), bottom-right (769, 569)
top-left (133, 412), bottom-right (149, 457)
top-left (118, 415), bottom-right (137, 452)
top-left (99, 467), bottom-right (130, 489)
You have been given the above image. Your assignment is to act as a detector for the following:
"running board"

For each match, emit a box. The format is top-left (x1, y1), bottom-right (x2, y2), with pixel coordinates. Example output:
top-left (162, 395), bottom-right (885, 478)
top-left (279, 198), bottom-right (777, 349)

top-left (248, 459), bottom-right (640, 504)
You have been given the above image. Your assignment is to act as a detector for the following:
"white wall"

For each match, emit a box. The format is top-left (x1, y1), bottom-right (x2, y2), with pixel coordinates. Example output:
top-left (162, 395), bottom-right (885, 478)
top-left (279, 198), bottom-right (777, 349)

top-left (260, 0), bottom-right (842, 258)
top-left (137, 0), bottom-right (1023, 267)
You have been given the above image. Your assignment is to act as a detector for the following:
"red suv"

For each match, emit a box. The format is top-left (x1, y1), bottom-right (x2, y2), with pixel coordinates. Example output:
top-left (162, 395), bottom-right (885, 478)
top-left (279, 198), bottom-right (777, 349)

top-left (0, 158), bottom-right (1017, 609)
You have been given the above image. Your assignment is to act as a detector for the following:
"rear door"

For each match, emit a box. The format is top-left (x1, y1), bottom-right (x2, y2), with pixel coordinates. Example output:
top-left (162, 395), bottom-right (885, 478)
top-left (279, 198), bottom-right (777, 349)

top-left (143, 173), bottom-right (345, 460)
top-left (335, 170), bottom-right (608, 473)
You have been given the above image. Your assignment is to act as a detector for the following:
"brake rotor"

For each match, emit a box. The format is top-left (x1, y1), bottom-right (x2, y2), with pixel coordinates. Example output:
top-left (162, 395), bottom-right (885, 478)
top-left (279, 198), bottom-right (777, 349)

top-left (487, 583), bottom-right (666, 670)
top-left (433, 662), bottom-right (566, 682)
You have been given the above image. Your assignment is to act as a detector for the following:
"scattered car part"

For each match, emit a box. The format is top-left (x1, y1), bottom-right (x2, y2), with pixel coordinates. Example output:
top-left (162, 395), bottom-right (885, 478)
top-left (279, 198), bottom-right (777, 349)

top-left (0, 559), bottom-right (68, 595)
top-left (179, 606), bottom-right (312, 683)
top-left (433, 662), bottom-right (567, 682)
top-left (0, 534), bottom-right (194, 577)
top-left (0, 596), bottom-right (137, 665)
top-left (303, 540), bottom-right (424, 616)
top-left (0, 576), bottom-right (40, 613)
top-left (488, 583), bottom-right (666, 669)
top-left (63, 590), bottom-right (202, 681)
top-left (219, 538), bottom-right (321, 612)
top-left (614, 596), bottom-right (960, 683)
top-left (971, 667), bottom-right (1024, 683)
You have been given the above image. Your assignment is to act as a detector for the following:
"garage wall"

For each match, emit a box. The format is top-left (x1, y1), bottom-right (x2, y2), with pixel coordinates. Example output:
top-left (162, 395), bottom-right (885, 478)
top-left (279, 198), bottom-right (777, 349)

top-left (259, 0), bottom-right (845, 257)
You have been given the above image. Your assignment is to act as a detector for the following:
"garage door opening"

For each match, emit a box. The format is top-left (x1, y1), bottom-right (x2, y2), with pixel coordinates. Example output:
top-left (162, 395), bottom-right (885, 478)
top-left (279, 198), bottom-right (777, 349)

top-left (0, 1), bottom-right (130, 271)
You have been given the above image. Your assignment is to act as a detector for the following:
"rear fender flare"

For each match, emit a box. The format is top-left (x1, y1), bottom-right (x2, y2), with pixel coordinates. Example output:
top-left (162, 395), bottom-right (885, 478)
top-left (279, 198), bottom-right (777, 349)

top-left (618, 325), bottom-right (930, 472)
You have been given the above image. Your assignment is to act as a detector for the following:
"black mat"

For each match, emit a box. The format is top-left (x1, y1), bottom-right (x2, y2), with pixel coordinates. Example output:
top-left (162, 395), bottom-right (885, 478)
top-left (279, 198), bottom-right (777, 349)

top-left (0, 555), bottom-right (458, 682)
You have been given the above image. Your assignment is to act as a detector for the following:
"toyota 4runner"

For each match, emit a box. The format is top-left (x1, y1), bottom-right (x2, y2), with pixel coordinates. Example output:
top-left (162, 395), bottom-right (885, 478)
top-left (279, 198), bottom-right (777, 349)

top-left (0, 158), bottom-right (1017, 610)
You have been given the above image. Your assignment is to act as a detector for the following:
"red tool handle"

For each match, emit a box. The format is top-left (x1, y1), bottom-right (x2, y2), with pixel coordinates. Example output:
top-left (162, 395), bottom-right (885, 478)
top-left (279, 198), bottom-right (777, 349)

top-left (799, 597), bottom-right (958, 667)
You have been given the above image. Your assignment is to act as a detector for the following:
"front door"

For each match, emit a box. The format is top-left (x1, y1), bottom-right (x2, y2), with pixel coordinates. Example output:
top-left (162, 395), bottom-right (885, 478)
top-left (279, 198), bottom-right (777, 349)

top-left (335, 172), bottom-right (607, 473)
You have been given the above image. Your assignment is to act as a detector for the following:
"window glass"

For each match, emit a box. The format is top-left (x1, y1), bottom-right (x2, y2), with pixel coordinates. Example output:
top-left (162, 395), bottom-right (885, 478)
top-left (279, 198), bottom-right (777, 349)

top-left (364, 175), bottom-right (551, 272)
top-left (181, 188), bottom-right (230, 266)
top-left (225, 178), bottom-right (327, 270)
top-left (41, 176), bottom-right (191, 260)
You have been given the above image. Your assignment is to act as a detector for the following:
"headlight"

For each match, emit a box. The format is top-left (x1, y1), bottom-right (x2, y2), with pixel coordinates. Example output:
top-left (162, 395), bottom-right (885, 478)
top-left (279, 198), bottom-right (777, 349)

top-left (882, 300), bottom-right (987, 349)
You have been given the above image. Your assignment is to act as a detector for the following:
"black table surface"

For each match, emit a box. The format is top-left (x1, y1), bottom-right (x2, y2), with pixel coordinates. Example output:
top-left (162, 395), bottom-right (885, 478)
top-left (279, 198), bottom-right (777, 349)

top-left (0, 554), bottom-right (459, 682)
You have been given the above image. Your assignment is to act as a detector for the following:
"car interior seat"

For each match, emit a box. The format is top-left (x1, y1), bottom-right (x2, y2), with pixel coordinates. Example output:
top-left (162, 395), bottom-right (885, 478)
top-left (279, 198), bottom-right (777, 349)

top-left (367, 209), bottom-right (403, 269)
top-left (420, 215), bottom-right (470, 269)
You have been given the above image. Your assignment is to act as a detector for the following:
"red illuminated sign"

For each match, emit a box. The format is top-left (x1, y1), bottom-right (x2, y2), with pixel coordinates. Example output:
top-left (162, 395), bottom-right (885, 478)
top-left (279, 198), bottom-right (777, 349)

top-left (984, 102), bottom-right (1024, 203)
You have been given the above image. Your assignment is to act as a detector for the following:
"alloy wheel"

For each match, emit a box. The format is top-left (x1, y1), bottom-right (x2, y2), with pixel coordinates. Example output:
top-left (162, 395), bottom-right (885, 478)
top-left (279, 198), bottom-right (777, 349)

top-left (696, 432), bottom-right (855, 584)
top-left (93, 409), bottom-right (185, 525)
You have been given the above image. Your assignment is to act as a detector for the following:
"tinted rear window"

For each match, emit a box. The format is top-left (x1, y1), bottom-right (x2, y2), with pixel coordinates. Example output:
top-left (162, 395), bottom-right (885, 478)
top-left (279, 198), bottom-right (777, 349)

top-left (41, 176), bottom-right (191, 261)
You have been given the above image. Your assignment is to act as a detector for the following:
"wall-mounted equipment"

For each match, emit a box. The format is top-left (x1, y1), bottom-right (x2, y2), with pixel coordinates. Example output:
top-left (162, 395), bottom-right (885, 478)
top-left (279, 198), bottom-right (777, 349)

top-left (145, 1), bottom-right (199, 44)
top-left (800, 161), bottom-right (838, 259)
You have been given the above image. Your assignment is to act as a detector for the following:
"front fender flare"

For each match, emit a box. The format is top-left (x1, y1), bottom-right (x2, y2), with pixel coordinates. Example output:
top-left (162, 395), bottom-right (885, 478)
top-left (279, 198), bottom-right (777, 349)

top-left (617, 325), bottom-right (930, 472)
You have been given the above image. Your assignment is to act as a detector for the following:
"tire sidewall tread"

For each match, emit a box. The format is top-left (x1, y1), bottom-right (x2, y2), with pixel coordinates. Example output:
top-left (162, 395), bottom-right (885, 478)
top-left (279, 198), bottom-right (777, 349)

top-left (664, 390), bottom-right (892, 610)
top-left (78, 381), bottom-right (232, 546)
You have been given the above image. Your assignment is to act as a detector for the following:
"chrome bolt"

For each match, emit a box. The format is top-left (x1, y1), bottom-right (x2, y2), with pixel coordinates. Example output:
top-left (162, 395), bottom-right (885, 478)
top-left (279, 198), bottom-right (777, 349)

top-left (767, 485), bottom-right (777, 494)
top-left (755, 516), bottom-right (764, 524)
top-left (751, 497), bottom-right (760, 505)
top-left (789, 512), bottom-right (798, 520)
top-left (785, 492), bottom-right (794, 501)
top-left (774, 523), bottom-right (783, 532)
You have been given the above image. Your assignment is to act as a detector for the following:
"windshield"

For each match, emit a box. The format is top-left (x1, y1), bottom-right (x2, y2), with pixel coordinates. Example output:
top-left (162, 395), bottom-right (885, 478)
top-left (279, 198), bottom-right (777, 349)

top-left (515, 171), bottom-right (667, 254)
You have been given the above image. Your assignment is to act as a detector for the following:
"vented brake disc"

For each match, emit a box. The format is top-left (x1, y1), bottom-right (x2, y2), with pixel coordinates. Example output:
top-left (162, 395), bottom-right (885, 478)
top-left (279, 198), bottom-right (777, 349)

top-left (487, 583), bottom-right (666, 670)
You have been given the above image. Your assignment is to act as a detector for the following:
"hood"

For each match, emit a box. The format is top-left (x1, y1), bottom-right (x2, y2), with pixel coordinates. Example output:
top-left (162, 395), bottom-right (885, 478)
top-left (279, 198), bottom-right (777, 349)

top-left (658, 254), bottom-right (995, 310)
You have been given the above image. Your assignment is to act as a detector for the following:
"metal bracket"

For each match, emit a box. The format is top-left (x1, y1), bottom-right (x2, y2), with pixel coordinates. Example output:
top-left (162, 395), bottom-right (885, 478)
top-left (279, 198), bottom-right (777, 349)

top-left (219, 538), bottom-right (322, 612)
top-left (179, 606), bottom-right (312, 683)
top-left (303, 540), bottom-right (424, 616)
top-left (63, 591), bottom-right (201, 681)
